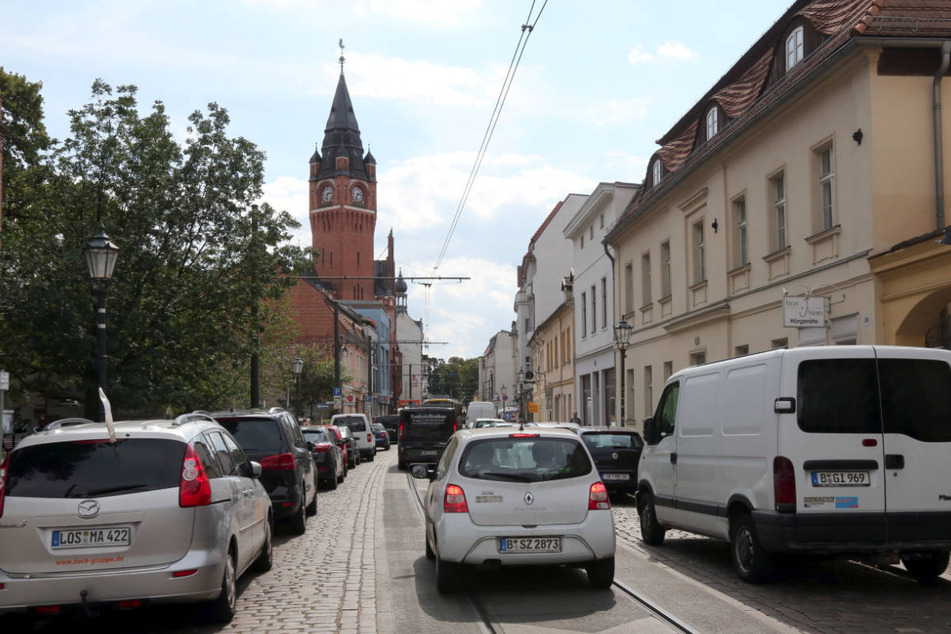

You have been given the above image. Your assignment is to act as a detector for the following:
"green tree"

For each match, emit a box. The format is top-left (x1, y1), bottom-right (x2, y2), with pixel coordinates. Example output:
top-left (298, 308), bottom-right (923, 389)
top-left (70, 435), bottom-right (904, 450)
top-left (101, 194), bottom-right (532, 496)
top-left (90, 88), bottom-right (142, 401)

top-left (0, 77), bottom-right (311, 418)
top-left (427, 356), bottom-right (478, 402)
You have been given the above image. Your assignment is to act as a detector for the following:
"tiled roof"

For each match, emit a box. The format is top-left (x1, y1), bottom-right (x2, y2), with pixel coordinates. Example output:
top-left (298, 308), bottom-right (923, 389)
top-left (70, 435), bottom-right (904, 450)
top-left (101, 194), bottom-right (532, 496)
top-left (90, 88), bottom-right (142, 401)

top-left (610, 0), bottom-right (951, 239)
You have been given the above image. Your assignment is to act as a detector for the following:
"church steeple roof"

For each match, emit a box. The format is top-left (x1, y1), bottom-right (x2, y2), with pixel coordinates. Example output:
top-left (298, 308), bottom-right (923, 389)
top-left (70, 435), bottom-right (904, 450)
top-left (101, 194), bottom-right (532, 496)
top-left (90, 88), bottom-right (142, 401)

top-left (315, 69), bottom-right (376, 182)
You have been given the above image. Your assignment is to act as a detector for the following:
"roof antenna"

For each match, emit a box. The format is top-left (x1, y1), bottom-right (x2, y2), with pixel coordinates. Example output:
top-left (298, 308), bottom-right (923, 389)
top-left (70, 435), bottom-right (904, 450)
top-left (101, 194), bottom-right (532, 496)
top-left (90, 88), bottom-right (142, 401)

top-left (338, 38), bottom-right (345, 72)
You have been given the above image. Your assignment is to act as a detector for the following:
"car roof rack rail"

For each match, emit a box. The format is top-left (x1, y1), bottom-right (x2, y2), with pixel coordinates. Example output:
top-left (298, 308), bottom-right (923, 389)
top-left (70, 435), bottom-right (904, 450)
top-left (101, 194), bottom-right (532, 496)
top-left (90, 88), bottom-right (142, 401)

top-left (45, 417), bottom-right (98, 430)
top-left (173, 411), bottom-right (217, 427)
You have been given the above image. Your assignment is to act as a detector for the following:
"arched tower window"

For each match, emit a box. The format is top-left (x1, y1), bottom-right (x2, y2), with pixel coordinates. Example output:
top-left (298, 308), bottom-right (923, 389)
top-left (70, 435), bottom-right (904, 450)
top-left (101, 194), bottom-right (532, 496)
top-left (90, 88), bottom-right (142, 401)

top-left (786, 26), bottom-right (804, 70)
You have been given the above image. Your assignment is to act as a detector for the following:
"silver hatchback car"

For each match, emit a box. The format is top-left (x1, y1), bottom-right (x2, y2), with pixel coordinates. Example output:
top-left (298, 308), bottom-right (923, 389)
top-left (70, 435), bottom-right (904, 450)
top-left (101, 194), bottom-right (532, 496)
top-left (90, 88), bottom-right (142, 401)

top-left (0, 412), bottom-right (273, 623)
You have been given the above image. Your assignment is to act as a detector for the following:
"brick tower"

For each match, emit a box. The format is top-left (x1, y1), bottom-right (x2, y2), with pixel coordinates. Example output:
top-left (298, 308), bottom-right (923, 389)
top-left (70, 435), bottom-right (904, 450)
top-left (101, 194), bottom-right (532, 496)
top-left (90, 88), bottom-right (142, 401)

top-left (308, 62), bottom-right (377, 300)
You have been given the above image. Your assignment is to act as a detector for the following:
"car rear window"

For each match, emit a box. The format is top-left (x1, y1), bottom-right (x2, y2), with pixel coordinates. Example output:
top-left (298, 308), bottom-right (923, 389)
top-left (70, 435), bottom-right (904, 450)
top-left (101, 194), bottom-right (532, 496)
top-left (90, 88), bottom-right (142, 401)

top-left (216, 417), bottom-right (283, 452)
top-left (302, 429), bottom-right (330, 444)
top-left (6, 439), bottom-right (185, 498)
top-left (458, 437), bottom-right (592, 482)
top-left (400, 408), bottom-right (457, 441)
top-left (333, 416), bottom-right (367, 432)
top-left (581, 432), bottom-right (644, 449)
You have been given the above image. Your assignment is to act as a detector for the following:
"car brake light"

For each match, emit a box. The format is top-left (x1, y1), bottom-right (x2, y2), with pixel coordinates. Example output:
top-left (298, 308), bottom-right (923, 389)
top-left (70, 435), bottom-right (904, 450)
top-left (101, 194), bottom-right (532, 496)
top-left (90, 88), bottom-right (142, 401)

top-left (35, 606), bottom-right (61, 615)
top-left (312, 443), bottom-right (331, 453)
top-left (0, 453), bottom-right (8, 518)
top-left (260, 453), bottom-right (296, 470)
top-left (510, 433), bottom-right (539, 438)
top-left (589, 482), bottom-right (610, 510)
top-left (444, 484), bottom-right (469, 513)
top-left (179, 443), bottom-right (212, 507)
top-left (773, 456), bottom-right (796, 507)
top-left (399, 422), bottom-right (403, 440)
top-left (367, 433), bottom-right (373, 443)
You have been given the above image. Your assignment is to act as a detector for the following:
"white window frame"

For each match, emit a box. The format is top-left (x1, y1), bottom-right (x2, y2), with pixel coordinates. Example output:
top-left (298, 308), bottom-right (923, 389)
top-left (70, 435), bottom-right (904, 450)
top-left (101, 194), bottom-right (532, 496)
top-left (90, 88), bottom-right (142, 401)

top-left (706, 107), bottom-right (718, 139)
top-left (692, 222), bottom-right (706, 284)
top-left (786, 26), bottom-right (804, 70)
top-left (771, 172), bottom-right (787, 250)
top-left (818, 145), bottom-right (835, 230)
top-left (733, 197), bottom-right (748, 267)
top-left (652, 160), bottom-right (662, 186)
top-left (641, 252), bottom-right (652, 306)
top-left (661, 241), bottom-right (671, 298)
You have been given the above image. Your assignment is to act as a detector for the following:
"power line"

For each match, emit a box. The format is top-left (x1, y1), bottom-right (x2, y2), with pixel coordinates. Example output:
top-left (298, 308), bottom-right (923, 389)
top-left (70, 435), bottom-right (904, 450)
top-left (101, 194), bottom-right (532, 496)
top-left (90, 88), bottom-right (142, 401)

top-left (431, 0), bottom-right (549, 275)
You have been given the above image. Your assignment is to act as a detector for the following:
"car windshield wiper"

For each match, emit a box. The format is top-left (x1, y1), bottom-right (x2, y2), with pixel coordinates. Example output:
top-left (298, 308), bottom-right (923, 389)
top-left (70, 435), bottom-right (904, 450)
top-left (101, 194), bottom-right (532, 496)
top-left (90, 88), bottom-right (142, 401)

top-left (478, 471), bottom-right (534, 482)
top-left (86, 483), bottom-right (150, 496)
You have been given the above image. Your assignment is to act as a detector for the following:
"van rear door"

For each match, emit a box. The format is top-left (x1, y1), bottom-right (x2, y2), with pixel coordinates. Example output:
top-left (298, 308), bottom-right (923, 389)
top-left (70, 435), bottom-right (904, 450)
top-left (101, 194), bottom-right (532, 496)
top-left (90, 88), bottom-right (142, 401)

top-left (875, 347), bottom-right (951, 541)
top-left (782, 347), bottom-right (886, 541)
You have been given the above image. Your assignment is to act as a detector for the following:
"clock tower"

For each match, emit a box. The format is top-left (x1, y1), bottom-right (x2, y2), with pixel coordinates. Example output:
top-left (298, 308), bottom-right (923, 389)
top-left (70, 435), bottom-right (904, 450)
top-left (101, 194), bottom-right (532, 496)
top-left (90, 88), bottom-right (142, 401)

top-left (309, 62), bottom-right (377, 301)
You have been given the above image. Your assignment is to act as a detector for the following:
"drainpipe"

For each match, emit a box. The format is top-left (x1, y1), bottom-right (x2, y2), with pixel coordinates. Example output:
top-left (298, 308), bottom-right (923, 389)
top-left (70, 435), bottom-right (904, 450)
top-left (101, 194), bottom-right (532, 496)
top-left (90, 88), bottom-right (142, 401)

top-left (934, 41), bottom-right (950, 230)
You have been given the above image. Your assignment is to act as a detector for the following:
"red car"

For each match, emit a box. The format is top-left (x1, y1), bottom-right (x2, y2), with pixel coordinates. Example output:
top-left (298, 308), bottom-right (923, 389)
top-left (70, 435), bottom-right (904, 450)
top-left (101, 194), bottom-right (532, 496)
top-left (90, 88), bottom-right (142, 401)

top-left (325, 424), bottom-right (360, 470)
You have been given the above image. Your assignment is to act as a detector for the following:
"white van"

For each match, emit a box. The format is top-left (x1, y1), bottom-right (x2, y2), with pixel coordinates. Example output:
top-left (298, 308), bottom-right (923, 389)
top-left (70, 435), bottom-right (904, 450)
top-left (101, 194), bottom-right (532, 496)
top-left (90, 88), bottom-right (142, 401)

top-left (465, 401), bottom-right (498, 428)
top-left (636, 345), bottom-right (951, 583)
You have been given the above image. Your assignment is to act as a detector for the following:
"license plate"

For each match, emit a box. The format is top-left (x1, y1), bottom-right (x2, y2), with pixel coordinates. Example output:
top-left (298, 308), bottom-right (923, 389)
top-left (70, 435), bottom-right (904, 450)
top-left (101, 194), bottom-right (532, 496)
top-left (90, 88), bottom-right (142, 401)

top-left (811, 471), bottom-right (869, 487)
top-left (419, 450), bottom-right (438, 456)
top-left (51, 526), bottom-right (132, 549)
top-left (602, 473), bottom-right (630, 481)
top-left (499, 537), bottom-right (562, 553)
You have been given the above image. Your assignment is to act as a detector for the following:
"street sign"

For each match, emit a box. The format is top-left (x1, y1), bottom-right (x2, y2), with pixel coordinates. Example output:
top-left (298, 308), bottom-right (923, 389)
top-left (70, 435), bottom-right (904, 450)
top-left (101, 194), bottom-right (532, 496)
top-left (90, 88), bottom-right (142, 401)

top-left (0, 371), bottom-right (8, 391)
top-left (364, 395), bottom-right (372, 403)
top-left (333, 387), bottom-right (342, 397)
top-left (529, 402), bottom-right (538, 413)
top-left (316, 403), bottom-right (329, 409)
top-left (334, 396), bottom-right (342, 409)
top-left (347, 394), bottom-right (353, 402)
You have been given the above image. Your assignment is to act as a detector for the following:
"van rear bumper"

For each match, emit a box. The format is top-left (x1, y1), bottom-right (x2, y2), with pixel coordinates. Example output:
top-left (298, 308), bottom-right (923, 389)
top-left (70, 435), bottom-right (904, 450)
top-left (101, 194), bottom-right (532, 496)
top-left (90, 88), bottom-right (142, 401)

top-left (754, 510), bottom-right (951, 554)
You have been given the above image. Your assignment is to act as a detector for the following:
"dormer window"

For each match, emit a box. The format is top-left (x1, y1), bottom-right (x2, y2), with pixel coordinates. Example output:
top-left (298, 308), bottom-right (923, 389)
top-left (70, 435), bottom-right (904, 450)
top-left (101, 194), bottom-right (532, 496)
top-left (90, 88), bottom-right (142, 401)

top-left (652, 160), bottom-right (663, 186)
top-left (786, 26), bottom-right (804, 70)
top-left (705, 107), bottom-right (719, 140)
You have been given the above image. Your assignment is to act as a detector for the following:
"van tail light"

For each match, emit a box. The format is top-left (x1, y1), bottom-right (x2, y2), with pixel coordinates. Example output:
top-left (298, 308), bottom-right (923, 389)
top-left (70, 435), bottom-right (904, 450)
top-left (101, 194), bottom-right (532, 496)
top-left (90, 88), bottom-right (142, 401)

top-left (589, 481), bottom-right (611, 510)
top-left (260, 453), bottom-right (296, 470)
top-left (399, 422), bottom-right (404, 440)
top-left (444, 484), bottom-right (469, 513)
top-left (179, 443), bottom-right (212, 508)
top-left (773, 456), bottom-right (796, 509)
top-left (0, 453), bottom-right (8, 518)
top-left (367, 433), bottom-right (373, 444)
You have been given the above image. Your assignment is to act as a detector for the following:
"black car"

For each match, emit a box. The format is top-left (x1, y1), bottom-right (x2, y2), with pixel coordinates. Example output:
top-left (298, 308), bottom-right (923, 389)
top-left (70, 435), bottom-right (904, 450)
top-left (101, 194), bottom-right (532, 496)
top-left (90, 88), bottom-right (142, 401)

top-left (213, 409), bottom-right (318, 534)
top-left (397, 406), bottom-right (459, 470)
top-left (302, 426), bottom-right (345, 490)
top-left (576, 427), bottom-right (644, 495)
top-left (374, 414), bottom-right (400, 443)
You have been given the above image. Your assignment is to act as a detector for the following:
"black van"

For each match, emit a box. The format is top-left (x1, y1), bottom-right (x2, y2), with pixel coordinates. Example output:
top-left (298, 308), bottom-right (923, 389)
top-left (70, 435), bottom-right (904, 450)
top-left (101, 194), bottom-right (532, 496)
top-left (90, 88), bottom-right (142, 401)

top-left (397, 406), bottom-right (459, 470)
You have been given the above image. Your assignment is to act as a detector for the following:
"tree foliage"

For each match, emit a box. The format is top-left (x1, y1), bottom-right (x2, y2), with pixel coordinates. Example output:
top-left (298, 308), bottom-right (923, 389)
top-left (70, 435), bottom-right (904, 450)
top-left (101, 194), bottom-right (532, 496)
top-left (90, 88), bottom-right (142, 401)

top-left (426, 356), bottom-right (478, 403)
top-left (0, 74), bottom-right (312, 418)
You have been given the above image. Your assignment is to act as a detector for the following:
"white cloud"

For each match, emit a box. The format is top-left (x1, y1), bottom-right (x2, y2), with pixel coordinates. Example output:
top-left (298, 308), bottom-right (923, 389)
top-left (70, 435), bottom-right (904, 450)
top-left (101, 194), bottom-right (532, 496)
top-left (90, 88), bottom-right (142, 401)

top-left (355, 0), bottom-right (484, 28)
top-left (261, 177), bottom-right (310, 247)
top-left (628, 41), bottom-right (696, 65)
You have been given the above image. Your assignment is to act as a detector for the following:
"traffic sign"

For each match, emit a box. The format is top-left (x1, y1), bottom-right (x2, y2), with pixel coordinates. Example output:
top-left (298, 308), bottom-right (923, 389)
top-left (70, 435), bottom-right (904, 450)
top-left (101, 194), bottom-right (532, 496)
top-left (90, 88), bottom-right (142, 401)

top-left (529, 402), bottom-right (538, 413)
top-left (333, 387), bottom-right (342, 397)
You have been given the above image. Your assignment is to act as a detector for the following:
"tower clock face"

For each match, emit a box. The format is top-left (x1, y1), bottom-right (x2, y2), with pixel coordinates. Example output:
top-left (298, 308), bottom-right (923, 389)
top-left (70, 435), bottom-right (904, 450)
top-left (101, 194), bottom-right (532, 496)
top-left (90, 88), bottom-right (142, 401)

top-left (352, 187), bottom-right (364, 203)
top-left (321, 185), bottom-right (333, 203)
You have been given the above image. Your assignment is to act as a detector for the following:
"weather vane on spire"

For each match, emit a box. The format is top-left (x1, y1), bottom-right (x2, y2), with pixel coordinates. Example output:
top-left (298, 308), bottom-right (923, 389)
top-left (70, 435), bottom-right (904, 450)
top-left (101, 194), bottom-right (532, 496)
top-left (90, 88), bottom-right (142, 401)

top-left (338, 38), bottom-right (345, 71)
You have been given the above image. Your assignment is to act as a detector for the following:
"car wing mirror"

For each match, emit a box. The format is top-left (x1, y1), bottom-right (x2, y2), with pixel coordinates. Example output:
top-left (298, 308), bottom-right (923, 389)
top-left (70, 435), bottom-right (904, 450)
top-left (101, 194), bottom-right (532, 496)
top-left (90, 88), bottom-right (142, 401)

top-left (410, 464), bottom-right (436, 480)
top-left (249, 461), bottom-right (263, 479)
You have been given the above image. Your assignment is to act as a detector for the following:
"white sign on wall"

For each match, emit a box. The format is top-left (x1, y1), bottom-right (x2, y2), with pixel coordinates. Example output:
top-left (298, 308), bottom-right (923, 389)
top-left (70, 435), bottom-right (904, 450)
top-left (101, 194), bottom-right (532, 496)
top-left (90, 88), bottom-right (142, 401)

top-left (783, 296), bottom-right (825, 328)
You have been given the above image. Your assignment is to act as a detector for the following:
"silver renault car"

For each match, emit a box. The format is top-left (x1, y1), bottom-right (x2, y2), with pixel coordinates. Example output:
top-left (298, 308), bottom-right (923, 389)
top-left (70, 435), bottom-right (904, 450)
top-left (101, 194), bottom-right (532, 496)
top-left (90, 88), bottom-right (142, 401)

top-left (0, 412), bottom-right (273, 623)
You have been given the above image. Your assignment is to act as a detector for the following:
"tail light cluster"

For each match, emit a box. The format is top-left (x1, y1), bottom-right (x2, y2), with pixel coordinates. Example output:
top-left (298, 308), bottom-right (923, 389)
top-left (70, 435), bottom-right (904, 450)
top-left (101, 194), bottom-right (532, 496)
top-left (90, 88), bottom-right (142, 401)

top-left (179, 443), bottom-right (212, 507)
top-left (444, 484), bottom-right (469, 513)
top-left (0, 453), bottom-right (9, 518)
top-left (773, 456), bottom-right (796, 508)
top-left (367, 433), bottom-right (373, 444)
top-left (589, 482), bottom-right (611, 510)
top-left (260, 453), bottom-right (296, 470)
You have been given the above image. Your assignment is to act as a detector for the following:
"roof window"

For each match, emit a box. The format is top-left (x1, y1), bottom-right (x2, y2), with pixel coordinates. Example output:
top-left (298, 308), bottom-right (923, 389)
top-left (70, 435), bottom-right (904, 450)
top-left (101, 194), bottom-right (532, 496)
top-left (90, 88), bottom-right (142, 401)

top-left (786, 26), bottom-right (804, 71)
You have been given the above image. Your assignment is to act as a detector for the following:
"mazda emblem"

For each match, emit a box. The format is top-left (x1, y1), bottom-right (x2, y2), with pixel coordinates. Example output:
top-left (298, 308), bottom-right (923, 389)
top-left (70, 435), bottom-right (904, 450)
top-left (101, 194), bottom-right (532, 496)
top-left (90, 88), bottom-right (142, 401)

top-left (524, 492), bottom-right (535, 505)
top-left (78, 500), bottom-right (100, 519)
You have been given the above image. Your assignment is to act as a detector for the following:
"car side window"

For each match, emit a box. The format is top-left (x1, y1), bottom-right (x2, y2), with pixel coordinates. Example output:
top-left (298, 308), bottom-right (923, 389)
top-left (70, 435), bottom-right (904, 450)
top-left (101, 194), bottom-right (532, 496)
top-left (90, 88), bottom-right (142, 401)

top-left (207, 431), bottom-right (236, 476)
top-left (222, 432), bottom-right (251, 477)
top-left (654, 382), bottom-right (680, 439)
top-left (193, 436), bottom-right (223, 479)
top-left (437, 437), bottom-right (459, 480)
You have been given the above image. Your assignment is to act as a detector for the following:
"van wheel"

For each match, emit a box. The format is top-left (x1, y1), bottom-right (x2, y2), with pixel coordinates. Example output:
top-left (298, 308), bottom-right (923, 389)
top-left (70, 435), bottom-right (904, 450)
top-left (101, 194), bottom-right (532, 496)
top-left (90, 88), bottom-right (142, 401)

top-left (731, 514), bottom-right (773, 583)
top-left (638, 492), bottom-right (666, 546)
top-left (586, 557), bottom-right (615, 589)
top-left (901, 551), bottom-right (950, 583)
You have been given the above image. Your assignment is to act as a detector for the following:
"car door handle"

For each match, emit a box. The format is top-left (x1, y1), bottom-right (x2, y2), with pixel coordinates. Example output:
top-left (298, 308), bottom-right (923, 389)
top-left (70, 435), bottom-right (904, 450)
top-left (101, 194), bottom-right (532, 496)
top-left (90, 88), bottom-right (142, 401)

top-left (670, 452), bottom-right (677, 465)
top-left (885, 454), bottom-right (905, 470)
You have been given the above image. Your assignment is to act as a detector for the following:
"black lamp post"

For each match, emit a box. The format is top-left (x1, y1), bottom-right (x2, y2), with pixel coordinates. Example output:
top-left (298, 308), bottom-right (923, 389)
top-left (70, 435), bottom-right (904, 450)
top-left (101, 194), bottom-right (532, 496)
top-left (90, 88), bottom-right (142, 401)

top-left (292, 355), bottom-right (304, 418)
top-left (84, 225), bottom-right (120, 422)
top-left (613, 317), bottom-right (633, 427)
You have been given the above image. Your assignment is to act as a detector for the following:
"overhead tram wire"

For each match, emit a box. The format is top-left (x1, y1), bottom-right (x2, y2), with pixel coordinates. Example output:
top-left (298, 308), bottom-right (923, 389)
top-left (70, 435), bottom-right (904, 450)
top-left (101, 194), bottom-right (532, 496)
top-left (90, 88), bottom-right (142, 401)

top-left (430, 0), bottom-right (549, 276)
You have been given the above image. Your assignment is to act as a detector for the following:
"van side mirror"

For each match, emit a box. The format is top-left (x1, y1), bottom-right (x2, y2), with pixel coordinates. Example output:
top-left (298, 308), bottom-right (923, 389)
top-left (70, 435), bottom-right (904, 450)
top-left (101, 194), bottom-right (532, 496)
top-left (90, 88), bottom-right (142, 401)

top-left (643, 417), bottom-right (658, 445)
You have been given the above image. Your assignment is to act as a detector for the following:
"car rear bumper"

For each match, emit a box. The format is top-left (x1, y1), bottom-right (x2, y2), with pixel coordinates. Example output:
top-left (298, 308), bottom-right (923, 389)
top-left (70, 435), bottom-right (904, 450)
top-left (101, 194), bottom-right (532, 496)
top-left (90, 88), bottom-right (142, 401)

top-left (0, 546), bottom-right (227, 613)
top-left (434, 511), bottom-right (616, 565)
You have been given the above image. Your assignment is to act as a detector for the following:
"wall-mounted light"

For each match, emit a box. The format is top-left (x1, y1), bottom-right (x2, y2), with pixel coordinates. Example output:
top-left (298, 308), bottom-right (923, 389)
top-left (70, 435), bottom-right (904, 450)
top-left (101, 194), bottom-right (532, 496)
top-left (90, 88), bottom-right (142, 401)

top-left (852, 128), bottom-right (863, 145)
top-left (711, 218), bottom-right (719, 233)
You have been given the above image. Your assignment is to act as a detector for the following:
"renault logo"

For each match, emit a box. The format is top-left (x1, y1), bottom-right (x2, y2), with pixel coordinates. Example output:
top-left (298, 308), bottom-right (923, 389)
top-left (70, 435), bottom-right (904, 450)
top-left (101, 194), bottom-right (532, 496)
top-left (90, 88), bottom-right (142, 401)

top-left (524, 492), bottom-right (535, 505)
top-left (78, 500), bottom-right (100, 519)
top-left (612, 452), bottom-right (619, 460)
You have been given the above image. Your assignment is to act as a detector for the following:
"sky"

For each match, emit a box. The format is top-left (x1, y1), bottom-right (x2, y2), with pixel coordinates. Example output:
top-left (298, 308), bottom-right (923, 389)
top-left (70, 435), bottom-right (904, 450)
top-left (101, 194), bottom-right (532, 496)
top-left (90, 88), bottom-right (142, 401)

top-left (2, 0), bottom-right (794, 361)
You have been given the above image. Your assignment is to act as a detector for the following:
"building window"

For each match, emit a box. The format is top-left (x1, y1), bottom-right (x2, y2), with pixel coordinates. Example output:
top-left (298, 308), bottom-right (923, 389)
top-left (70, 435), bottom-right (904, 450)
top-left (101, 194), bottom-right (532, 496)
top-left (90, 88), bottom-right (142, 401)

top-left (652, 160), bottom-right (662, 186)
top-left (590, 225), bottom-right (594, 241)
top-left (641, 253), bottom-right (652, 306)
top-left (600, 213), bottom-right (604, 228)
top-left (581, 292), bottom-right (587, 337)
top-left (692, 222), bottom-right (706, 284)
top-left (624, 263), bottom-right (634, 314)
top-left (786, 26), bottom-right (804, 70)
top-left (661, 241), bottom-right (671, 298)
top-left (733, 197), bottom-right (747, 267)
top-left (601, 277), bottom-right (608, 328)
top-left (690, 352), bottom-right (706, 366)
top-left (590, 286), bottom-right (596, 334)
top-left (663, 360), bottom-right (673, 380)
top-left (817, 144), bottom-right (835, 230)
top-left (706, 107), bottom-right (718, 140)
top-left (771, 337), bottom-right (789, 350)
top-left (580, 234), bottom-right (584, 249)
top-left (735, 344), bottom-right (749, 356)
top-left (644, 365), bottom-right (653, 418)
top-left (770, 172), bottom-right (787, 250)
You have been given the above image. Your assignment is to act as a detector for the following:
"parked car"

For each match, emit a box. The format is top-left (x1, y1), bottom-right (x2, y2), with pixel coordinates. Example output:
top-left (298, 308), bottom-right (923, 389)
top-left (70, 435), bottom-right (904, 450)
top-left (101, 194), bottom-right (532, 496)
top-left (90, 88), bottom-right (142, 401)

top-left (576, 427), bottom-right (643, 496)
top-left (472, 418), bottom-right (508, 428)
top-left (637, 345), bottom-right (951, 584)
top-left (326, 424), bottom-right (360, 470)
top-left (330, 414), bottom-right (376, 462)
top-left (301, 426), bottom-right (345, 490)
top-left (411, 427), bottom-right (616, 593)
top-left (371, 422), bottom-right (390, 451)
top-left (398, 406), bottom-right (460, 470)
top-left (374, 414), bottom-right (400, 443)
top-left (0, 412), bottom-right (272, 623)
top-left (212, 409), bottom-right (317, 535)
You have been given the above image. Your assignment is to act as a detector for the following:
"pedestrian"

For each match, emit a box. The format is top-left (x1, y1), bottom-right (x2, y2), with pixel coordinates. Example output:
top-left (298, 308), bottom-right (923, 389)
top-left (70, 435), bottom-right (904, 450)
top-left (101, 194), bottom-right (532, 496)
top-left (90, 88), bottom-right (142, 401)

top-left (37, 414), bottom-right (47, 431)
top-left (570, 411), bottom-right (581, 424)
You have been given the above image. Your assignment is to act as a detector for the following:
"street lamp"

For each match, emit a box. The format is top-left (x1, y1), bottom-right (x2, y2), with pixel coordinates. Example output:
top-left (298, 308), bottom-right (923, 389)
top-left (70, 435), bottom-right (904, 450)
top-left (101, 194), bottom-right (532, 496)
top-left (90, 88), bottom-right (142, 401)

top-left (292, 355), bottom-right (304, 418)
top-left (501, 384), bottom-right (507, 420)
top-left (84, 225), bottom-right (120, 422)
top-left (613, 317), bottom-right (633, 427)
